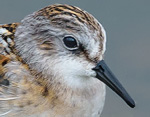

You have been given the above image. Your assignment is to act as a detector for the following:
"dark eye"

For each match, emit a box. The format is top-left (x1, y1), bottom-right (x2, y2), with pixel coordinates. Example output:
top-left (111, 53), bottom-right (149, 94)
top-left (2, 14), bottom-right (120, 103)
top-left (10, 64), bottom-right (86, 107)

top-left (63, 36), bottom-right (78, 50)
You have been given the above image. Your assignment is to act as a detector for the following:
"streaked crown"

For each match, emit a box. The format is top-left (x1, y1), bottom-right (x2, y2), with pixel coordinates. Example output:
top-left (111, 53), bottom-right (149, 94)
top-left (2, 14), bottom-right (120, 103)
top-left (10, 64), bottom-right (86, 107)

top-left (37, 4), bottom-right (102, 31)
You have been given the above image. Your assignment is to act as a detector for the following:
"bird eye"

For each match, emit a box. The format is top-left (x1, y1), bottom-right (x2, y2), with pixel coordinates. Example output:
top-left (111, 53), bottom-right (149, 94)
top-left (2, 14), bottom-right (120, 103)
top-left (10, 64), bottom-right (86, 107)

top-left (63, 36), bottom-right (79, 50)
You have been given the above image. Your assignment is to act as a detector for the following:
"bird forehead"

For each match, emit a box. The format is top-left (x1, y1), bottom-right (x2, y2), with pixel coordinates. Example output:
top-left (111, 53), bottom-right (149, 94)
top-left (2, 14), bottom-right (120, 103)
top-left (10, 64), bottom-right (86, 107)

top-left (17, 4), bottom-right (106, 59)
top-left (35, 4), bottom-right (103, 34)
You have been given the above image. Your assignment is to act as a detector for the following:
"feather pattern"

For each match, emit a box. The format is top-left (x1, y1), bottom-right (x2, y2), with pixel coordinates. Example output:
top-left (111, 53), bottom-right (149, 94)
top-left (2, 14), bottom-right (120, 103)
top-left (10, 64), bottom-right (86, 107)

top-left (0, 4), bottom-right (107, 117)
top-left (0, 23), bottom-right (19, 116)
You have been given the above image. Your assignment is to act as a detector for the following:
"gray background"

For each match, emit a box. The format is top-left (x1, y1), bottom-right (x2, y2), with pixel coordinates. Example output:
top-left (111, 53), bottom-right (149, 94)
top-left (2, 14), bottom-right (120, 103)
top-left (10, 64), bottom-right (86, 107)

top-left (0, 0), bottom-right (149, 117)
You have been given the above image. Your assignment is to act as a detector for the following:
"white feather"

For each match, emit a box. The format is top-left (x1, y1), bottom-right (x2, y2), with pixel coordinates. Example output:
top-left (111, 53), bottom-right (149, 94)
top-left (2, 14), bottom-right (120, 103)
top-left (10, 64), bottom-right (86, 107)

top-left (0, 110), bottom-right (12, 117)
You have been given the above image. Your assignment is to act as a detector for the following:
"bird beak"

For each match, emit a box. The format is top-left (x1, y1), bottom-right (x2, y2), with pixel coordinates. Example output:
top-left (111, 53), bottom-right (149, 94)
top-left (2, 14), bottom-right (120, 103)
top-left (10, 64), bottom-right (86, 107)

top-left (92, 60), bottom-right (135, 108)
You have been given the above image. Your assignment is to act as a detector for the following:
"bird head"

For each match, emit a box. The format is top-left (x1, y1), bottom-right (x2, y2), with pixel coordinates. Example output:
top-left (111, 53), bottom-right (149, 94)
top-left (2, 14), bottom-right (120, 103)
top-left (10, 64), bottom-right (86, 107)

top-left (15, 4), bottom-right (135, 108)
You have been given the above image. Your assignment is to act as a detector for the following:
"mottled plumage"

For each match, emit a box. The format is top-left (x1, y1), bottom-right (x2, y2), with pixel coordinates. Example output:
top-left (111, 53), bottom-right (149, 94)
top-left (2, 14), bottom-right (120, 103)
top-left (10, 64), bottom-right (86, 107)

top-left (0, 4), bottom-right (106, 117)
top-left (0, 4), bottom-right (135, 117)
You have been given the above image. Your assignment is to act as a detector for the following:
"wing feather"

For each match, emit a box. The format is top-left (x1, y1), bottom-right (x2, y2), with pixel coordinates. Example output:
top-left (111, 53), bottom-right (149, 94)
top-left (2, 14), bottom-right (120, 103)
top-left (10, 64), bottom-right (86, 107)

top-left (0, 23), bottom-right (20, 116)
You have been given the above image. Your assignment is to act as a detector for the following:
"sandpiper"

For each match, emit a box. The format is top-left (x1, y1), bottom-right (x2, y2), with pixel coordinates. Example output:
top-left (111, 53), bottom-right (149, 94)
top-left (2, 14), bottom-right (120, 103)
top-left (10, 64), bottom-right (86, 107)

top-left (0, 4), bottom-right (135, 117)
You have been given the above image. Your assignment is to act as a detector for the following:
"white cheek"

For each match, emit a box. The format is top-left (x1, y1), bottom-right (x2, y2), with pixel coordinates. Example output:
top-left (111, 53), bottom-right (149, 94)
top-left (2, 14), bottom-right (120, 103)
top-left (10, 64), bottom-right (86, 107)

top-left (56, 58), bottom-right (95, 77)
top-left (52, 56), bottom-right (96, 87)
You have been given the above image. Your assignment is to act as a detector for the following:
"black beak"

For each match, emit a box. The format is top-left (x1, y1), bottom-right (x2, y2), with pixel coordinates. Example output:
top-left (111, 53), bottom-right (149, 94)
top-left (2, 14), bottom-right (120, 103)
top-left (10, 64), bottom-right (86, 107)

top-left (92, 60), bottom-right (135, 108)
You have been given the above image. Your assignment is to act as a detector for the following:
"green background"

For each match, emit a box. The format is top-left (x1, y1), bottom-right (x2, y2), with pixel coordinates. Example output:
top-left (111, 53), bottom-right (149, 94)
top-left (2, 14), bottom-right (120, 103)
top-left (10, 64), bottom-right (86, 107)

top-left (0, 0), bottom-right (149, 117)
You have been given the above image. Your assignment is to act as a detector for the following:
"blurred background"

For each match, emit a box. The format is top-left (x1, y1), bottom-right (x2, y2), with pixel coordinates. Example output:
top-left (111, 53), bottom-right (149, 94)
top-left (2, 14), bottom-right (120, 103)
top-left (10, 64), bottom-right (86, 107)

top-left (0, 0), bottom-right (149, 117)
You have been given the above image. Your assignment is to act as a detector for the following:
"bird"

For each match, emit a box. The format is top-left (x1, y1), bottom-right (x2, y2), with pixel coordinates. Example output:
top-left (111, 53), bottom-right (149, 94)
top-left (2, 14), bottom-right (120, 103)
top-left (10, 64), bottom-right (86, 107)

top-left (0, 4), bottom-right (135, 117)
